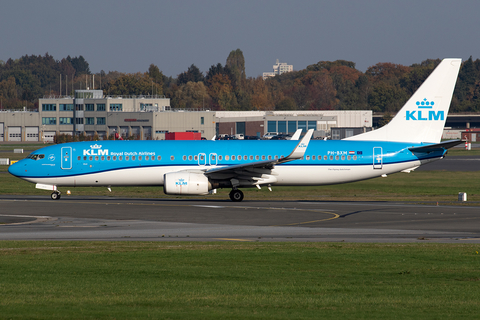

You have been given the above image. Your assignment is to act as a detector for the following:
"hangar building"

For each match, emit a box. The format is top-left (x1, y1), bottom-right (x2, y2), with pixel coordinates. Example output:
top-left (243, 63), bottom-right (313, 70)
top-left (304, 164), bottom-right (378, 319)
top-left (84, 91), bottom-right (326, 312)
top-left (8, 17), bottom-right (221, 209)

top-left (0, 90), bottom-right (374, 142)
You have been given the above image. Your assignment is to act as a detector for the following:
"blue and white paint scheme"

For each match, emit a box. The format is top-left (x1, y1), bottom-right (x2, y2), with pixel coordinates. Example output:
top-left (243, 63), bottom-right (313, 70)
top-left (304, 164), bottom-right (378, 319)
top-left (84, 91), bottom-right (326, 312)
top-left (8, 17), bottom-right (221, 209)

top-left (9, 59), bottom-right (463, 201)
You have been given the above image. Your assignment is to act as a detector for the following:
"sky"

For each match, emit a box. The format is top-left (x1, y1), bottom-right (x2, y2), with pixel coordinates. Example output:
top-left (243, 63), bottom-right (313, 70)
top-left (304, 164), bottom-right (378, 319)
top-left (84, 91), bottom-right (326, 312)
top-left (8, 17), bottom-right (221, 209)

top-left (1, 0), bottom-right (479, 78)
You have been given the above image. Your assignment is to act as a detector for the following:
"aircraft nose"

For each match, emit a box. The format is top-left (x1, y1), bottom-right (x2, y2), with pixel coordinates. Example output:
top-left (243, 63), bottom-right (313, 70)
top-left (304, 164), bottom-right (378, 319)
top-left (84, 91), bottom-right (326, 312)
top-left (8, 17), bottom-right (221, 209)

top-left (8, 160), bottom-right (26, 177)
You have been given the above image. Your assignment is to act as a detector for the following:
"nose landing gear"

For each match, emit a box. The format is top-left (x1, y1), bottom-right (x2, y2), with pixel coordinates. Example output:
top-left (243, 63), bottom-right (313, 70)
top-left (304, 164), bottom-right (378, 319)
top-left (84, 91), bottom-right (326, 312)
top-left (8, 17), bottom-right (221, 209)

top-left (51, 191), bottom-right (61, 200)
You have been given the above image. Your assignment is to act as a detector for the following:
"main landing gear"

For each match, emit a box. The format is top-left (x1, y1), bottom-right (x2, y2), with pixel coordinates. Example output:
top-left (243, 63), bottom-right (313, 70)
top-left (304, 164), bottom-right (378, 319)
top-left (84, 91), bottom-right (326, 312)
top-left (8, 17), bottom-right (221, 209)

top-left (229, 189), bottom-right (244, 202)
top-left (51, 191), bottom-right (61, 200)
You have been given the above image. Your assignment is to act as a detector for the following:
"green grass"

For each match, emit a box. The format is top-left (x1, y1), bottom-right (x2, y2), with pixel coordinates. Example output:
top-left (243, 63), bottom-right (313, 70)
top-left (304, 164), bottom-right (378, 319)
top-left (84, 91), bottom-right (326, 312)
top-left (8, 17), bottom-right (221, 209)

top-left (0, 241), bottom-right (479, 319)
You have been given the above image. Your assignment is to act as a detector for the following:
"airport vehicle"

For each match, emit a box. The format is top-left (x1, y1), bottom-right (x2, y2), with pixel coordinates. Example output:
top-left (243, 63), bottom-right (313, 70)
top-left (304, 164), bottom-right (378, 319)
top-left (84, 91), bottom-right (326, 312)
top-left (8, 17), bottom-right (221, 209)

top-left (270, 133), bottom-right (293, 140)
top-left (9, 59), bottom-right (462, 202)
top-left (263, 132), bottom-right (278, 139)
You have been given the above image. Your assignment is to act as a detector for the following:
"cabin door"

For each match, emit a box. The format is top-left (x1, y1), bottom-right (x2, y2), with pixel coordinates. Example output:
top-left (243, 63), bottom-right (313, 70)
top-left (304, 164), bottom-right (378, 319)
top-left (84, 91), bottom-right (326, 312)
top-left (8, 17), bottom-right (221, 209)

top-left (373, 147), bottom-right (382, 170)
top-left (209, 153), bottom-right (217, 166)
top-left (61, 146), bottom-right (72, 170)
top-left (198, 153), bottom-right (206, 166)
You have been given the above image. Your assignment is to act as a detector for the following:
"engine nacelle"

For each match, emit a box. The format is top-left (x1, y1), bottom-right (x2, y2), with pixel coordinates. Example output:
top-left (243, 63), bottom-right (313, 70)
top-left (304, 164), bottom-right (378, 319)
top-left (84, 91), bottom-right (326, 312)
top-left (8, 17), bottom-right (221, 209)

top-left (163, 172), bottom-right (210, 195)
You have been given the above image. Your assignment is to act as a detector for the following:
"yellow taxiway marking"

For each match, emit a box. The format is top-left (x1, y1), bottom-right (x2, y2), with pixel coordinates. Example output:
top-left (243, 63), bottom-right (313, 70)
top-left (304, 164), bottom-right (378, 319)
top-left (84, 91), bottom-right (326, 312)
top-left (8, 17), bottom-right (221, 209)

top-left (215, 238), bottom-right (253, 242)
top-left (0, 199), bottom-right (341, 226)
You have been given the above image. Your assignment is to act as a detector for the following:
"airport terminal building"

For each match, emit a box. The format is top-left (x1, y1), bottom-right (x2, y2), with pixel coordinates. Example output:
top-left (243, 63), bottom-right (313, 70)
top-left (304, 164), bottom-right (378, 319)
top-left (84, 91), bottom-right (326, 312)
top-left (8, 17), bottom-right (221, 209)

top-left (0, 89), bottom-right (375, 142)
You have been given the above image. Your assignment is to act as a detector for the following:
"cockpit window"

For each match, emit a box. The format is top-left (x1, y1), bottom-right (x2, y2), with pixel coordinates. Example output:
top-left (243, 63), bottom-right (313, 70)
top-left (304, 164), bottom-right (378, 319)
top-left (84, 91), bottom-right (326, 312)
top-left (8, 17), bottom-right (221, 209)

top-left (27, 154), bottom-right (45, 160)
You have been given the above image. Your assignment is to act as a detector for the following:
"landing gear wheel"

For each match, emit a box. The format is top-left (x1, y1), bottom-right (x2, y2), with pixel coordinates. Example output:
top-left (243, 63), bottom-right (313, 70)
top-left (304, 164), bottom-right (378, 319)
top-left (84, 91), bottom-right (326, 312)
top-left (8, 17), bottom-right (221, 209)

top-left (229, 189), bottom-right (244, 202)
top-left (51, 191), bottom-right (61, 200)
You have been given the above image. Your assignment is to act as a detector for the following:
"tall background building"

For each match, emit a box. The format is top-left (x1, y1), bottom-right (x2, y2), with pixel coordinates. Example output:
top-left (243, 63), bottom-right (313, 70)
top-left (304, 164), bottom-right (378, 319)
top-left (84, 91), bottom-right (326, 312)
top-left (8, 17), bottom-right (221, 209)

top-left (263, 59), bottom-right (294, 80)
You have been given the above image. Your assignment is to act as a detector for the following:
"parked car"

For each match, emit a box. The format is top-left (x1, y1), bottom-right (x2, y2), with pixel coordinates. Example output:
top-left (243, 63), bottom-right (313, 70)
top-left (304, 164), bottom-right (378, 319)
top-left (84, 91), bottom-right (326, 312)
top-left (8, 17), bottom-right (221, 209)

top-left (244, 135), bottom-right (261, 140)
top-left (270, 133), bottom-right (292, 140)
top-left (263, 132), bottom-right (278, 139)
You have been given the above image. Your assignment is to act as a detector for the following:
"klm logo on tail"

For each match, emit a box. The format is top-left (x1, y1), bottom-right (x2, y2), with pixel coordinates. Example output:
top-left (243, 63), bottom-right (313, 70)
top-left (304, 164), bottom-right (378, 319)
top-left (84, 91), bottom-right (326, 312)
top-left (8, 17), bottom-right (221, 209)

top-left (406, 98), bottom-right (444, 121)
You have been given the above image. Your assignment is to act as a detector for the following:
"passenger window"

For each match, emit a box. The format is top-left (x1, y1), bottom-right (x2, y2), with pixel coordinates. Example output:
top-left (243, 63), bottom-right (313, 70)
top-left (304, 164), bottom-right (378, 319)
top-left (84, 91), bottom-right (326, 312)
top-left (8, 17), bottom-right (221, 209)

top-left (347, 155), bottom-right (351, 160)
top-left (274, 155), bottom-right (278, 159)
top-left (113, 156), bottom-right (116, 160)
top-left (312, 156), bottom-right (316, 160)
top-left (250, 155), bottom-right (253, 160)
top-left (268, 155), bottom-right (272, 160)
top-left (200, 155), bottom-right (204, 160)
top-left (306, 156), bottom-right (310, 160)
top-left (107, 156), bottom-right (111, 161)
top-left (188, 155), bottom-right (193, 161)
top-left (83, 156), bottom-right (87, 160)
top-left (183, 155), bottom-right (187, 161)
top-left (194, 155), bottom-right (198, 161)
top-left (101, 156), bottom-right (105, 161)
top-left (138, 156), bottom-right (142, 161)
top-left (146, 156), bottom-right (149, 160)
top-left (89, 156), bottom-right (93, 161)
top-left (95, 156), bottom-right (99, 161)
top-left (324, 156), bottom-right (328, 160)
top-left (225, 155), bottom-right (230, 160)
top-left (132, 156), bottom-right (136, 161)
top-left (262, 155), bottom-right (265, 160)
top-left (119, 156), bottom-right (123, 160)
top-left (239, 155), bottom-right (242, 160)
top-left (353, 155), bottom-right (357, 160)
top-left (157, 156), bottom-right (162, 161)
top-left (335, 155), bottom-right (339, 160)
top-left (77, 156), bottom-right (81, 160)
top-left (126, 156), bottom-right (129, 161)
top-left (329, 156), bottom-right (333, 160)
top-left (170, 156), bottom-right (175, 161)
top-left (219, 155), bottom-right (223, 160)
top-left (341, 155), bottom-right (345, 160)
top-left (232, 155), bottom-right (236, 160)
top-left (255, 155), bottom-right (259, 160)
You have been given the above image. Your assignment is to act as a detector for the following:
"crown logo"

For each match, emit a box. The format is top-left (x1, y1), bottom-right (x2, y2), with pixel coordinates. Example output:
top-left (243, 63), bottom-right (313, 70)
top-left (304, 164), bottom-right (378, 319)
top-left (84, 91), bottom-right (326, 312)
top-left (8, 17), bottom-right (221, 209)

top-left (90, 144), bottom-right (102, 149)
top-left (178, 179), bottom-right (185, 182)
top-left (416, 98), bottom-right (434, 109)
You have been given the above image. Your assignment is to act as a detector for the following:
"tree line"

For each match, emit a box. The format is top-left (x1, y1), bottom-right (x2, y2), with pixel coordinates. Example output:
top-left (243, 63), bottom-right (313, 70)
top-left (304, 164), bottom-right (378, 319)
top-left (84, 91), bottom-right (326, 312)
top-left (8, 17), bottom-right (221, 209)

top-left (1, 51), bottom-right (479, 114)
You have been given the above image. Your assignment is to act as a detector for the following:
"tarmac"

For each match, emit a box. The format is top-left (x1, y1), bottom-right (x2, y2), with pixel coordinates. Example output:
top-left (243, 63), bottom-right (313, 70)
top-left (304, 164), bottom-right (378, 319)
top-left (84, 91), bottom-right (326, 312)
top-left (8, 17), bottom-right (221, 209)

top-left (1, 196), bottom-right (479, 243)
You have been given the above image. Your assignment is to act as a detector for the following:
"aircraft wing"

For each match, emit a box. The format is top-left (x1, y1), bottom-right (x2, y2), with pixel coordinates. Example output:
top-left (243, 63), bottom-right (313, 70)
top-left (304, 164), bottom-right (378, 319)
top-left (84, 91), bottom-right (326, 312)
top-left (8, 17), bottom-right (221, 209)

top-left (204, 129), bottom-right (314, 185)
top-left (408, 140), bottom-right (463, 153)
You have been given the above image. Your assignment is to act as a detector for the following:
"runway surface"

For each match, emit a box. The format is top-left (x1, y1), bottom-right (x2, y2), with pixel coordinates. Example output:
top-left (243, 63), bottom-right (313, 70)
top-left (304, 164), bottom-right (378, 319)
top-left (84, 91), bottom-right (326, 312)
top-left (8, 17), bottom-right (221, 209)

top-left (1, 195), bottom-right (479, 243)
top-left (417, 155), bottom-right (480, 171)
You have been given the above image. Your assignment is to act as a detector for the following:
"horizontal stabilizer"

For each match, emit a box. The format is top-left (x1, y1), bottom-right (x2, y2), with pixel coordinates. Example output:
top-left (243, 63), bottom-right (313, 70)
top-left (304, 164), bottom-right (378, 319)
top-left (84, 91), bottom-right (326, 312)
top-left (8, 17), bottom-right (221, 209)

top-left (408, 140), bottom-right (463, 153)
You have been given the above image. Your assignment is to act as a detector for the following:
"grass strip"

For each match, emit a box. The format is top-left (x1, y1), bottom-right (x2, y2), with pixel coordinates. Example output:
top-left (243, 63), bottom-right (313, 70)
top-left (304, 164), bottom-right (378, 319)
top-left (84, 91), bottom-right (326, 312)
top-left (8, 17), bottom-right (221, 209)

top-left (0, 241), bottom-right (479, 319)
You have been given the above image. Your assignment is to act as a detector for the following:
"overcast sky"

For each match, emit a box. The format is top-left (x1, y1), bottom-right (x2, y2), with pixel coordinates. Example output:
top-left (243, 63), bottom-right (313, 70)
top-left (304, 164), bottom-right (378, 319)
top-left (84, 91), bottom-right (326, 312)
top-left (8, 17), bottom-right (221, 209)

top-left (1, 0), bottom-right (478, 78)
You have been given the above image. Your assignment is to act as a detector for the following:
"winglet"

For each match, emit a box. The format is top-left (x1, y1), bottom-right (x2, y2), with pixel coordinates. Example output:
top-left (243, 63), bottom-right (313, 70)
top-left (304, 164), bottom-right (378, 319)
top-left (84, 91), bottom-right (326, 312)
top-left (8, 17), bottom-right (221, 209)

top-left (285, 129), bottom-right (314, 159)
top-left (290, 129), bottom-right (302, 140)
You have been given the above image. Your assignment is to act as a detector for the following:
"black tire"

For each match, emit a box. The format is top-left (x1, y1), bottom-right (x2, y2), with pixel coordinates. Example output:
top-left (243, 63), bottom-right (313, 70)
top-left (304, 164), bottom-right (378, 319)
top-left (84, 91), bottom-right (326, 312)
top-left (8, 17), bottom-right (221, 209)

top-left (51, 192), bottom-right (61, 200)
top-left (229, 189), bottom-right (244, 202)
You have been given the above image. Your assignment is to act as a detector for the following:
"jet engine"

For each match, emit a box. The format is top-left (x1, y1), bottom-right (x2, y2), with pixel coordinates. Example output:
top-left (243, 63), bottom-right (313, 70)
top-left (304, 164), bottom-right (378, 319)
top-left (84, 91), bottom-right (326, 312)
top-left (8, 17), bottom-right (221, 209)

top-left (163, 171), bottom-right (210, 195)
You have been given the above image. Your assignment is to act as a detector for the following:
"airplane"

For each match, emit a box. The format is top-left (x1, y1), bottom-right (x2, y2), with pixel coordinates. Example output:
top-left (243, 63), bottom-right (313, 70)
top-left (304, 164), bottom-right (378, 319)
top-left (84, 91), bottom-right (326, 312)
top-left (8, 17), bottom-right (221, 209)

top-left (8, 58), bottom-right (462, 202)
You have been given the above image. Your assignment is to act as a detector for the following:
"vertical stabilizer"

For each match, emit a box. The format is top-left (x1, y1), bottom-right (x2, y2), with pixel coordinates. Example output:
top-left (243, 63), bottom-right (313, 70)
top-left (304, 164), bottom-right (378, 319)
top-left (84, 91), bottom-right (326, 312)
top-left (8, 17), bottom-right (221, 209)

top-left (345, 58), bottom-right (461, 143)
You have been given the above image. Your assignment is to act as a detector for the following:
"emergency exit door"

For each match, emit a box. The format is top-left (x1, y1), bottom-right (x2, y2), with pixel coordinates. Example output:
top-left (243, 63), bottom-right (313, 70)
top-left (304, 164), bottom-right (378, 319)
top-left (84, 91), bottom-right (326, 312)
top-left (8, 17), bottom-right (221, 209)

top-left (61, 147), bottom-right (72, 169)
top-left (373, 147), bottom-right (382, 169)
